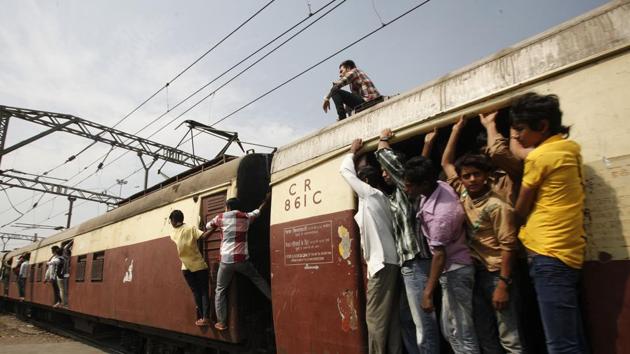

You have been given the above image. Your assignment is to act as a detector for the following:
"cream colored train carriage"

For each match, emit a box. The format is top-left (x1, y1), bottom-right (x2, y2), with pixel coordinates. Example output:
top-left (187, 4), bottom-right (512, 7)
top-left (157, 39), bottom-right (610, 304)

top-left (1, 153), bottom-right (275, 352)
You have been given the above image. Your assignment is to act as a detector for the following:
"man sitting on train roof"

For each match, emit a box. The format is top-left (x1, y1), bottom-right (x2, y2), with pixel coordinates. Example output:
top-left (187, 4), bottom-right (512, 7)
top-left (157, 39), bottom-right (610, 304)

top-left (168, 210), bottom-right (214, 327)
top-left (322, 59), bottom-right (381, 121)
top-left (205, 195), bottom-right (272, 332)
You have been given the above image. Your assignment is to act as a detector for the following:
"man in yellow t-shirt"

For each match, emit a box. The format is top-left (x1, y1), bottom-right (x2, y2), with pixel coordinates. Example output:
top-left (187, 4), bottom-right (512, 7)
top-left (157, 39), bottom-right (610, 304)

top-left (169, 209), bottom-right (213, 326)
top-left (512, 92), bottom-right (586, 354)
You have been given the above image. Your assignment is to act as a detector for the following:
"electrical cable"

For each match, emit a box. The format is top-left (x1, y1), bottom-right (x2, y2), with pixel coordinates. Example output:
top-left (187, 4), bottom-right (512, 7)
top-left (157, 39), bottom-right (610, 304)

top-left (171, 0), bottom-right (432, 164)
top-left (135, 0), bottom-right (340, 139)
top-left (2, 188), bottom-right (24, 216)
top-left (36, 0), bottom-right (277, 179)
top-left (147, 0), bottom-right (347, 140)
top-left (204, 0), bottom-right (433, 129)
top-left (1, 0), bottom-right (432, 233)
top-left (41, 0), bottom-right (342, 187)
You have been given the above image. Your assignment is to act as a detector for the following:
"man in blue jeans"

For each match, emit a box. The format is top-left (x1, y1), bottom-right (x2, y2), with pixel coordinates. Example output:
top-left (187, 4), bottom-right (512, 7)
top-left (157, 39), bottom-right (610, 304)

top-left (404, 155), bottom-right (480, 354)
top-left (376, 129), bottom-right (439, 354)
top-left (512, 93), bottom-right (587, 353)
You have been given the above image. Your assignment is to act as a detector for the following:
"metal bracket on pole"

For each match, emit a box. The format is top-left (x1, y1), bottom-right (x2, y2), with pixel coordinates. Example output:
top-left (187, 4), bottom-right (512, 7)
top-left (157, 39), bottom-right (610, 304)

top-left (0, 112), bottom-right (9, 169)
top-left (178, 120), bottom-right (245, 159)
top-left (66, 196), bottom-right (77, 229)
top-left (138, 153), bottom-right (158, 190)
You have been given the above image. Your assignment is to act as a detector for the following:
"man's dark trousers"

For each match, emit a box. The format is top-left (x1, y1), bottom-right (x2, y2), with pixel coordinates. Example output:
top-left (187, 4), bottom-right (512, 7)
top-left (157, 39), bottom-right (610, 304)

top-left (330, 88), bottom-right (364, 120)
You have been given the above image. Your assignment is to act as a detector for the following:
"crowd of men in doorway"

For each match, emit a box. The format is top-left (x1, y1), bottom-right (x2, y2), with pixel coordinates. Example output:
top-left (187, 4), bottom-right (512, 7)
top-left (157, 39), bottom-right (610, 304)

top-left (339, 82), bottom-right (587, 353)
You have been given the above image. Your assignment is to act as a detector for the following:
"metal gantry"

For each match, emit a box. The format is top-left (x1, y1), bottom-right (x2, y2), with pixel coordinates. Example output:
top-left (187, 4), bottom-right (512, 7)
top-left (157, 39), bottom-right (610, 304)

top-left (0, 172), bottom-right (122, 205)
top-left (0, 232), bottom-right (44, 251)
top-left (0, 105), bottom-right (209, 168)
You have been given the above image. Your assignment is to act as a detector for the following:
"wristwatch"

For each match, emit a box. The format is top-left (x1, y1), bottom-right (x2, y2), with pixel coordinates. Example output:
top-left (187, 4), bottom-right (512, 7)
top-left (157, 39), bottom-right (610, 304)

top-left (379, 137), bottom-right (390, 142)
top-left (498, 275), bottom-right (513, 286)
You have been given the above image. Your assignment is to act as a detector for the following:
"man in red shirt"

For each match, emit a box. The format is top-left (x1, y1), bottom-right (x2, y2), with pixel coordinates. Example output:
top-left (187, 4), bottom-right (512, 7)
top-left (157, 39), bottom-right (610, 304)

top-left (206, 195), bottom-right (271, 331)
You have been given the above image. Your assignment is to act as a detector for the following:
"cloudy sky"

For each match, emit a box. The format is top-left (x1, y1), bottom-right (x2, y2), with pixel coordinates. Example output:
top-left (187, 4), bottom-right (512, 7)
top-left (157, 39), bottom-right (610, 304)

top-left (0, 0), bottom-right (607, 249)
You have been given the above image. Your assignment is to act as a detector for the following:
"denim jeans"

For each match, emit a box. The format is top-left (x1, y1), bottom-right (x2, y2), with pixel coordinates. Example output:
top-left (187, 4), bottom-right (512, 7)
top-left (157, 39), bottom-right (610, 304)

top-left (529, 255), bottom-right (586, 354)
top-left (473, 268), bottom-right (524, 354)
top-left (215, 261), bottom-right (271, 324)
top-left (439, 265), bottom-right (479, 354)
top-left (401, 257), bottom-right (440, 354)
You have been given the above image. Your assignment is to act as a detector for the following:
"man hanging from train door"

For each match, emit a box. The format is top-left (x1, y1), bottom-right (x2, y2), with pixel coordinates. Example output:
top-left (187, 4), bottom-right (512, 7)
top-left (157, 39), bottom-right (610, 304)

top-left (169, 210), bottom-right (215, 326)
top-left (511, 93), bottom-right (587, 354)
top-left (403, 155), bottom-right (480, 354)
top-left (206, 194), bottom-right (272, 331)
top-left (339, 138), bottom-right (402, 354)
top-left (322, 60), bottom-right (382, 121)
top-left (376, 129), bottom-right (440, 354)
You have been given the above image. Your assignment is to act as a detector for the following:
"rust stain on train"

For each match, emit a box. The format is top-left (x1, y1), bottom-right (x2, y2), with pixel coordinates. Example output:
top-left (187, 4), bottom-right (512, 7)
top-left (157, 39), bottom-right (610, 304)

top-left (336, 289), bottom-right (359, 332)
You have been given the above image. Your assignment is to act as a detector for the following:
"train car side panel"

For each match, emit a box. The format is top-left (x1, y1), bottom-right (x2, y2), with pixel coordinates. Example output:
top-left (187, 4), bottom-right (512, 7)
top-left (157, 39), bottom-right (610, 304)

top-left (270, 156), bottom-right (368, 353)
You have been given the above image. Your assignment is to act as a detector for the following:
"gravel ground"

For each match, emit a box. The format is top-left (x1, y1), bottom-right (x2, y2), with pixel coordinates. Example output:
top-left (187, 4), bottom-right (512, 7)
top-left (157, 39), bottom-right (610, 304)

top-left (0, 313), bottom-right (71, 345)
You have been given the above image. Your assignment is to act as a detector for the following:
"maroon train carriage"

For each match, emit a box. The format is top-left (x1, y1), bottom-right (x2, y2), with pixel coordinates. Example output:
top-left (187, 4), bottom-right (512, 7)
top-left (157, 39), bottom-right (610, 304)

top-left (1, 153), bottom-right (275, 353)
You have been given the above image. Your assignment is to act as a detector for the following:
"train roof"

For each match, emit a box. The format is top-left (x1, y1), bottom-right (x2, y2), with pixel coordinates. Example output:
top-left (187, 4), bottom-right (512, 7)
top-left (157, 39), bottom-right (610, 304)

top-left (270, 0), bottom-right (630, 182)
top-left (3, 154), bottom-right (258, 259)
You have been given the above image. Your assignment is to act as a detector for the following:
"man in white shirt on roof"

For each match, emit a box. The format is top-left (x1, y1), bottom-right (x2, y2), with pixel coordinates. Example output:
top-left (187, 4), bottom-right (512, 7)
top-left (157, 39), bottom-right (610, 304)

top-left (339, 138), bottom-right (401, 354)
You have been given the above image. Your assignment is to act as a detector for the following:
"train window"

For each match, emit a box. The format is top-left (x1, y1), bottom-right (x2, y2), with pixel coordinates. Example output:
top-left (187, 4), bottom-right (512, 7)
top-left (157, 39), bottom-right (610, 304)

top-left (91, 251), bottom-right (105, 282)
top-left (29, 264), bottom-right (35, 283)
top-left (37, 263), bottom-right (44, 282)
top-left (76, 255), bottom-right (87, 282)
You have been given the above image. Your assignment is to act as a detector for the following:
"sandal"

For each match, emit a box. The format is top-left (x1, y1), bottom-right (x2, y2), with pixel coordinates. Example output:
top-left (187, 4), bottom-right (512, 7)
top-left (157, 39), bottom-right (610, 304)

top-left (195, 319), bottom-right (210, 327)
top-left (214, 322), bottom-right (228, 331)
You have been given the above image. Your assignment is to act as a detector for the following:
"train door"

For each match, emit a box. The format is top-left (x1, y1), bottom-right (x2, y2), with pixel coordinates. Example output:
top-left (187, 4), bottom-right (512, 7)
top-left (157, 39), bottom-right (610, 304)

top-left (199, 191), bottom-right (243, 341)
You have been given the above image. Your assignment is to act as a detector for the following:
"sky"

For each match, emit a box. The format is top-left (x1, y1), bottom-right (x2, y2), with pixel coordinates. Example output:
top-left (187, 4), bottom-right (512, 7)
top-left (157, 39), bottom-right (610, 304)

top-left (0, 0), bottom-right (608, 250)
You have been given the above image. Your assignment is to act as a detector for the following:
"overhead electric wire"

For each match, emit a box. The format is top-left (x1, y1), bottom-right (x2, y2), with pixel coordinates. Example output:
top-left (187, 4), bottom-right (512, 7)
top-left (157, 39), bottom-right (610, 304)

top-left (2, 0), bottom-right (433, 235)
top-left (137, 0), bottom-right (339, 139)
top-left (39, 0), bottom-right (344, 187)
top-left (147, 0), bottom-right (347, 139)
top-left (1, 192), bottom-right (46, 228)
top-left (1, 1), bottom-right (284, 223)
top-left (174, 0), bottom-right (433, 149)
top-left (36, 167), bottom-right (145, 226)
top-left (211, 0), bottom-right (433, 126)
top-left (38, 0), bottom-right (277, 179)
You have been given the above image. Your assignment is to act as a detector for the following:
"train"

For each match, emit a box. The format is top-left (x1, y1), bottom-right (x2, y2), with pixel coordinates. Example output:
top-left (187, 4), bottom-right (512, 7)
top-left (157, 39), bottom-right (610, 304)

top-left (2, 1), bottom-right (630, 353)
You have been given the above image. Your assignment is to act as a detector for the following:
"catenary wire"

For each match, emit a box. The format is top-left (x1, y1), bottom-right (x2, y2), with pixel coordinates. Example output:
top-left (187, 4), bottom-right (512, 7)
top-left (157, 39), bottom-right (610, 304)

top-left (147, 0), bottom-right (347, 139)
top-left (39, 0), bottom-right (277, 178)
top-left (1, 1), bottom-right (287, 220)
top-left (37, 0), bottom-right (344, 188)
top-left (211, 0), bottom-right (432, 126)
top-left (1, 0), bottom-right (431, 235)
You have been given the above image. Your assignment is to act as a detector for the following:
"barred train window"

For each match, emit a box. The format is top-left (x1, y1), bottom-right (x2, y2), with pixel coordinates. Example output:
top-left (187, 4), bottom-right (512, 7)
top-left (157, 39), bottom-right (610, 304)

top-left (75, 255), bottom-right (87, 282)
top-left (29, 264), bottom-right (35, 283)
top-left (37, 263), bottom-right (43, 282)
top-left (91, 251), bottom-right (105, 282)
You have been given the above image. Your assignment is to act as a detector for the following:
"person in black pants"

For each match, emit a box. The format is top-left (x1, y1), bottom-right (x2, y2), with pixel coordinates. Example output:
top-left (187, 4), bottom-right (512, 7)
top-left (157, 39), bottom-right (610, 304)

top-left (168, 210), bottom-right (213, 326)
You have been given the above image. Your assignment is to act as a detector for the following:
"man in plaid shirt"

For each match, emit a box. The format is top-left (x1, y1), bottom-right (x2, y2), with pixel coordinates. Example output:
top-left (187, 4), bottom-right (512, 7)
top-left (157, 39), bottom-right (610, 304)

top-left (206, 194), bottom-right (271, 331)
top-left (323, 59), bottom-right (381, 121)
